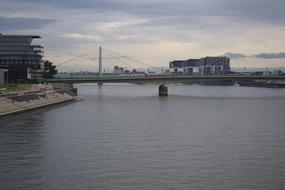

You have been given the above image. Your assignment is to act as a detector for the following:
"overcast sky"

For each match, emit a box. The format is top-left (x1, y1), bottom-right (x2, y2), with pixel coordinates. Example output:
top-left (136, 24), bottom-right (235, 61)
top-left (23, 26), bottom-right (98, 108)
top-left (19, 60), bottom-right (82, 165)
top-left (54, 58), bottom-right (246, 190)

top-left (1, 0), bottom-right (285, 71)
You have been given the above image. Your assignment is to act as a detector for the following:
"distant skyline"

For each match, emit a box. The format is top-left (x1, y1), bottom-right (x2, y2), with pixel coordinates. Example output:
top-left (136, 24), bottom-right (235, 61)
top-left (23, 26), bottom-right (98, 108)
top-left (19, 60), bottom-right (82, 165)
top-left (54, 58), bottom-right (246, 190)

top-left (1, 0), bottom-right (285, 71)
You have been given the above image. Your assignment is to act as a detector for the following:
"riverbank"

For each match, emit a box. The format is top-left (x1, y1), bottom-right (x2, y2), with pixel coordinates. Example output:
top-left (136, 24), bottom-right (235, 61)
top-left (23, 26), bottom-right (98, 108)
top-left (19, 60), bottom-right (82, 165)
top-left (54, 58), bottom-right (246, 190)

top-left (0, 88), bottom-right (75, 117)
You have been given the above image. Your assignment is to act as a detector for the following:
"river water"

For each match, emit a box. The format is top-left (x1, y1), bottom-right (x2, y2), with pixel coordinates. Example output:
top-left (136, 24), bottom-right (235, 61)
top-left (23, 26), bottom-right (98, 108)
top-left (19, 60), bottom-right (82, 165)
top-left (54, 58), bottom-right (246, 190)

top-left (1, 84), bottom-right (285, 190)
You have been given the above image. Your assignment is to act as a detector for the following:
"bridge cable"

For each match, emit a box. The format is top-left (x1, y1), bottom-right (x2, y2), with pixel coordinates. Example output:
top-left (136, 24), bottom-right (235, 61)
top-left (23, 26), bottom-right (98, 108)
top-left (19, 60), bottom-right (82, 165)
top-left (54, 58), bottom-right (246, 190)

top-left (103, 50), bottom-right (135, 70)
top-left (103, 48), bottom-right (148, 67)
top-left (103, 48), bottom-right (151, 68)
top-left (101, 55), bottom-right (119, 71)
top-left (56, 49), bottom-right (98, 68)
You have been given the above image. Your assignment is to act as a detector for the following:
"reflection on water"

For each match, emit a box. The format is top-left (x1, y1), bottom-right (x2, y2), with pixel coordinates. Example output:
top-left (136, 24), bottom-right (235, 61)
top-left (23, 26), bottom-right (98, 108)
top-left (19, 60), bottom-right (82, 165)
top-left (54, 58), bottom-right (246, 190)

top-left (0, 113), bottom-right (46, 189)
top-left (1, 84), bottom-right (285, 190)
top-left (78, 83), bottom-right (285, 98)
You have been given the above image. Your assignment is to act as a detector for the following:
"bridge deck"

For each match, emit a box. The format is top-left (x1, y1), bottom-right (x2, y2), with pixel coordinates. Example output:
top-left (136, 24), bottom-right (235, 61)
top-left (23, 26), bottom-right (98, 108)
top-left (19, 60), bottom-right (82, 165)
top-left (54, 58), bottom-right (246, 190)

top-left (45, 75), bottom-right (285, 84)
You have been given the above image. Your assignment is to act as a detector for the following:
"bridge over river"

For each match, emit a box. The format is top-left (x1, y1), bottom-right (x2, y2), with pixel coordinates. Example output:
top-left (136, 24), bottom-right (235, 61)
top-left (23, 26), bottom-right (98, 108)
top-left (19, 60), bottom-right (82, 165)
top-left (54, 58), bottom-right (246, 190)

top-left (50, 46), bottom-right (285, 96)
top-left (45, 75), bottom-right (285, 84)
top-left (45, 75), bottom-right (285, 96)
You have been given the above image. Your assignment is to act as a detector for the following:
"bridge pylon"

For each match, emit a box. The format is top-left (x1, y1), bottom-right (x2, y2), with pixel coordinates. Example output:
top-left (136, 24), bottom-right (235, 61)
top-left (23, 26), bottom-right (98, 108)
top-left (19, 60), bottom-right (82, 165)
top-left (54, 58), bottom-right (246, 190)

top-left (98, 46), bottom-right (103, 86)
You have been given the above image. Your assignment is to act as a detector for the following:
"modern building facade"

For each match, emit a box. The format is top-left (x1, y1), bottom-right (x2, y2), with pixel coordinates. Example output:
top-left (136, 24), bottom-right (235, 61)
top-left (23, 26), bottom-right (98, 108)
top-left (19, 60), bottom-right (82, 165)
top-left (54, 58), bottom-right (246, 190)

top-left (169, 56), bottom-right (230, 75)
top-left (0, 33), bottom-right (43, 82)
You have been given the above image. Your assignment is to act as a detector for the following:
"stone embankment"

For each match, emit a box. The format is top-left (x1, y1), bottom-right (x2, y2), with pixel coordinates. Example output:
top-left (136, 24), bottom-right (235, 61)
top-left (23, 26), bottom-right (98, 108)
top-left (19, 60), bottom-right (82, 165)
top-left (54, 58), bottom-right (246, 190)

top-left (0, 86), bottom-right (74, 117)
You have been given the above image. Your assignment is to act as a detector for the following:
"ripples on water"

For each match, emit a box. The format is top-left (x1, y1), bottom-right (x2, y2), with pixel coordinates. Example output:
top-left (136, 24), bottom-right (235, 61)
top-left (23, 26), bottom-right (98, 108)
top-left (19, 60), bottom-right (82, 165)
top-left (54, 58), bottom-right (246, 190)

top-left (1, 84), bottom-right (285, 190)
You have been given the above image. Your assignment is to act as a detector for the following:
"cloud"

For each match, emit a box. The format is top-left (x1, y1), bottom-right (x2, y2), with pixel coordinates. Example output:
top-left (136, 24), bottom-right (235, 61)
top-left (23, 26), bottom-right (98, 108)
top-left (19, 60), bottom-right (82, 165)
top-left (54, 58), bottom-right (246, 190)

top-left (254, 52), bottom-right (285, 59)
top-left (3, 0), bottom-right (285, 24)
top-left (61, 33), bottom-right (102, 42)
top-left (1, 0), bottom-right (285, 70)
top-left (224, 52), bottom-right (247, 59)
top-left (225, 52), bottom-right (285, 60)
top-left (0, 16), bottom-right (57, 31)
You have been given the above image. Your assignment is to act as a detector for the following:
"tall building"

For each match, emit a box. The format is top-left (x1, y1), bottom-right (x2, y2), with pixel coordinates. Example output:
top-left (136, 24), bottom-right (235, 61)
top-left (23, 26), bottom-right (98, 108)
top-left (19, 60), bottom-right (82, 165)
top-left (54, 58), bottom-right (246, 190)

top-left (0, 33), bottom-right (43, 82)
top-left (169, 56), bottom-right (230, 75)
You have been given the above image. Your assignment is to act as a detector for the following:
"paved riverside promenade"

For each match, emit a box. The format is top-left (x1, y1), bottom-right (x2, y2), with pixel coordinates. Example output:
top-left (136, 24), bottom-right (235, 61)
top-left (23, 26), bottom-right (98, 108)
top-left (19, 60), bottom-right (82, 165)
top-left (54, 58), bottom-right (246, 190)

top-left (0, 86), bottom-right (74, 117)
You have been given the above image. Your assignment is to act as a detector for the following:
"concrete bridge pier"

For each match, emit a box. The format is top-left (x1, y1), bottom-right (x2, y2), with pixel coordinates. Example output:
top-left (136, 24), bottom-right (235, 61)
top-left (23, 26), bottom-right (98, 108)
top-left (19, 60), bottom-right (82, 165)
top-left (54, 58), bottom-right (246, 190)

top-left (159, 85), bottom-right (168, 96)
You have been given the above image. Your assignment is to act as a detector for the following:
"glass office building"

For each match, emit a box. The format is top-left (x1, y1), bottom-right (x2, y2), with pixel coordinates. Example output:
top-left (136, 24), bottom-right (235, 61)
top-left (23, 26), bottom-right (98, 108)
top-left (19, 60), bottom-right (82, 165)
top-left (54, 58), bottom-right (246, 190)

top-left (169, 56), bottom-right (230, 75)
top-left (0, 34), bottom-right (43, 82)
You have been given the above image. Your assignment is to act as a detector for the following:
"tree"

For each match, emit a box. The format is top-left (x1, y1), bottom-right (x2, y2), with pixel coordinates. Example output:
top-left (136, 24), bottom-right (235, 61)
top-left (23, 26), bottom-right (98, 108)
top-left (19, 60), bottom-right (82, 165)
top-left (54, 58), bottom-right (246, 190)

top-left (44, 60), bottom-right (57, 78)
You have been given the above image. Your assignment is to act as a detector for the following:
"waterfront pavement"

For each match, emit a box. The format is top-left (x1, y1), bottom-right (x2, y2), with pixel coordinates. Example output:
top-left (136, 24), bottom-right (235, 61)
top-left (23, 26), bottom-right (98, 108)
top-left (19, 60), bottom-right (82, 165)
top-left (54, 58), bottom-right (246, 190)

top-left (0, 90), bottom-right (74, 117)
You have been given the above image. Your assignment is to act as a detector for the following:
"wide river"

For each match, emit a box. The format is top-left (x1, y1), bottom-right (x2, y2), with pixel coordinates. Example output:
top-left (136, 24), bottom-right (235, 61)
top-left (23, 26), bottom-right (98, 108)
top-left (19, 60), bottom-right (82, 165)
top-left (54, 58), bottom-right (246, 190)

top-left (1, 84), bottom-right (285, 190)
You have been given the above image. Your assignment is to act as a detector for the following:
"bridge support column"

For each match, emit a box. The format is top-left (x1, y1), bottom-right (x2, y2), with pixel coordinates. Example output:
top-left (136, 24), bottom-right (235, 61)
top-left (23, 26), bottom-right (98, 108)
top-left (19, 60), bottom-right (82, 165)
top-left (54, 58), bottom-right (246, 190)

top-left (98, 46), bottom-right (103, 86)
top-left (159, 85), bottom-right (168, 96)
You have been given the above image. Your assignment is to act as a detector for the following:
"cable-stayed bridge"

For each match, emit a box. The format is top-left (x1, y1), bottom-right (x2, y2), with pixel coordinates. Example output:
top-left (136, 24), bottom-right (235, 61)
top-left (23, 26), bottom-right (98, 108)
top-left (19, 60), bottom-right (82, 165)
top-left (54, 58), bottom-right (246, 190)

top-left (47, 46), bottom-right (285, 96)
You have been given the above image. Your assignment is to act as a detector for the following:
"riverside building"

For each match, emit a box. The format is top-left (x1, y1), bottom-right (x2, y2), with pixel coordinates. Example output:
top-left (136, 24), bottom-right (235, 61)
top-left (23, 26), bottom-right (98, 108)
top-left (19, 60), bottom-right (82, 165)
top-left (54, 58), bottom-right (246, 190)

top-left (169, 56), bottom-right (230, 75)
top-left (0, 33), bottom-right (44, 82)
